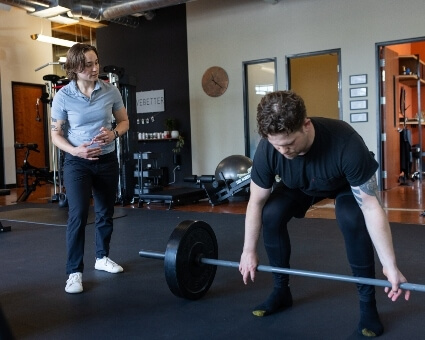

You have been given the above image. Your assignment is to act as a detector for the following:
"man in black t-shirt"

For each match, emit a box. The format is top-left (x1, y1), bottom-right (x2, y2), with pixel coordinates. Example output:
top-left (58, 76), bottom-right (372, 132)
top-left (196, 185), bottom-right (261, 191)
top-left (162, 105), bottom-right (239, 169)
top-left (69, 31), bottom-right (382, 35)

top-left (238, 91), bottom-right (410, 337)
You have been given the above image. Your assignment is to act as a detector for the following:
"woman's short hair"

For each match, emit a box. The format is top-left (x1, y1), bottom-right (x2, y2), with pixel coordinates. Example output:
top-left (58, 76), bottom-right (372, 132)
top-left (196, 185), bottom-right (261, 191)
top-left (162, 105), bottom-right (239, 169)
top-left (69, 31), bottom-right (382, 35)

top-left (65, 43), bottom-right (99, 81)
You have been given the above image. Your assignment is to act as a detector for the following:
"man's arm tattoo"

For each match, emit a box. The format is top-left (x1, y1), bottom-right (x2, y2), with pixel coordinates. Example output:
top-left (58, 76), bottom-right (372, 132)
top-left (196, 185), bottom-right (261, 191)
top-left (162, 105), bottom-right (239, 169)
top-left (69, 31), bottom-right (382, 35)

top-left (359, 174), bottom-right (379, 196)
top-left (352, 174), bottom-right (382, 208)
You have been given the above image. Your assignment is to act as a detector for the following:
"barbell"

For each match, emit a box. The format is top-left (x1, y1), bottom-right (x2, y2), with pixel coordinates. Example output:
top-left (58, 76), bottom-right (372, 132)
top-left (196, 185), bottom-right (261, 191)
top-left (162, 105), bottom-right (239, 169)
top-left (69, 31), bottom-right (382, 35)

top-left (139, 220), bottom-right (425, 300)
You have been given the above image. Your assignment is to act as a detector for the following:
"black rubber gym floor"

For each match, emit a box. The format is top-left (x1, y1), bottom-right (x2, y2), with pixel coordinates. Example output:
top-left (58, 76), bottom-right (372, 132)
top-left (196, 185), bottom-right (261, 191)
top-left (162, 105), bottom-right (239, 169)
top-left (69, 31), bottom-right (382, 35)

top-left (0, 204), bottom-right (424, 339)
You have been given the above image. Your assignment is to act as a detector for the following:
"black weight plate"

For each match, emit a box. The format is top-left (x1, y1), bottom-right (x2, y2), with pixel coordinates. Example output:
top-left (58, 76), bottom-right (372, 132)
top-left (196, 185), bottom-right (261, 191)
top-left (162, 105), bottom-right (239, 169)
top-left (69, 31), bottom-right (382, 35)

top-left (164, 220), bottom-right (218, 300)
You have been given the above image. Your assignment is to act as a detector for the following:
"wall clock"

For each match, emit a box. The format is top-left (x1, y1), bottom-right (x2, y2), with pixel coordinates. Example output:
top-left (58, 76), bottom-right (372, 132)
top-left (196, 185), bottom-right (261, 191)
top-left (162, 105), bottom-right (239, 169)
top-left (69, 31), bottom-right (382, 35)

top-left (202, 66), bottom-right (229, 97)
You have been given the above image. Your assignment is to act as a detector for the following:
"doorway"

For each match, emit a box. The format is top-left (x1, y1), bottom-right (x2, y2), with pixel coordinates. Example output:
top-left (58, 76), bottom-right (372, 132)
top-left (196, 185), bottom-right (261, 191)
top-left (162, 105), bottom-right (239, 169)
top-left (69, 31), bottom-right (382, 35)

top-left (377, 38), bottom-right (425, 190)
top-left (287, 49), bottom-right (341, 119)
top-left (243, 58), bottom-right (277, 158)
top-left (12, 82), bottom-right (49, 187)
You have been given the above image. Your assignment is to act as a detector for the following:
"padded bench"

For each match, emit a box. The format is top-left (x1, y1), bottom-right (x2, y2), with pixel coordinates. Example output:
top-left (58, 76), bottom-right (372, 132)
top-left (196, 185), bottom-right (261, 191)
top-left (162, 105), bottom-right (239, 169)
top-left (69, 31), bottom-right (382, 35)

top-left (137, 187), bottom-right (207, 210)
top-left (0, 189), bottom-right (10, 196)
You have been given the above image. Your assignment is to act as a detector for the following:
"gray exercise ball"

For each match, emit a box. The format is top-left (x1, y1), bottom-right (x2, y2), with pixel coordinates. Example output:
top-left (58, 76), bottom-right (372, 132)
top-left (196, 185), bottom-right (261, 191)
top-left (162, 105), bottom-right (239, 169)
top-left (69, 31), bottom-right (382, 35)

top-left (215, 155), bottom-right (252, 181)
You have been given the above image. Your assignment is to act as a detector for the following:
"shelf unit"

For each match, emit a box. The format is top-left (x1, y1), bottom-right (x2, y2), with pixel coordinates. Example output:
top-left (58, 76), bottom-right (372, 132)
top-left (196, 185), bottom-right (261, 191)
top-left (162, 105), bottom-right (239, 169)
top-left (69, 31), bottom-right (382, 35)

top-left (134, 152), bottom-right (163, 195)
top-left (397, 55), bottom-right (425, 87)
top-left (397, 54), bottom-right (424, 182)
top-left (137, 138), bottom-right (178, 142)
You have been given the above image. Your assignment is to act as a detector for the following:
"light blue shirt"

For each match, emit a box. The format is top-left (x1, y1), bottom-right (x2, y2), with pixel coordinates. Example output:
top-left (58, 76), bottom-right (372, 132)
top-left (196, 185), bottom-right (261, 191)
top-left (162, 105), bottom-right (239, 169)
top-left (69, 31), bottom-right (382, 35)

top-left (51, 79), bottom-right (125, 155)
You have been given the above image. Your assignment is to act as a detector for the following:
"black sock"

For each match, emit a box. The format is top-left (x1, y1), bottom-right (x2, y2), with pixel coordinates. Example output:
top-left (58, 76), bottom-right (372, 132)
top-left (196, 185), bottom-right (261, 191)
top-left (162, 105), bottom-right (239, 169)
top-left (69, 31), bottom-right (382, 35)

top-left (252, 287), bottom-right (293, 317)
top-left (358, 300), bottom-right (384, 337)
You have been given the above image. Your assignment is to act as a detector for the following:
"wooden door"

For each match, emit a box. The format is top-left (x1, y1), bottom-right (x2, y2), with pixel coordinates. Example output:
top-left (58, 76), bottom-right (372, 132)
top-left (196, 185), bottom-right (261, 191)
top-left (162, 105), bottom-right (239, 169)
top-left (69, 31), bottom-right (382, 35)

top-left (288, 51), bottom-right (341, 119)
top-left (12, 83), bottom-right (48, 187)
top-left (380, 47), bottom-right (400, 190)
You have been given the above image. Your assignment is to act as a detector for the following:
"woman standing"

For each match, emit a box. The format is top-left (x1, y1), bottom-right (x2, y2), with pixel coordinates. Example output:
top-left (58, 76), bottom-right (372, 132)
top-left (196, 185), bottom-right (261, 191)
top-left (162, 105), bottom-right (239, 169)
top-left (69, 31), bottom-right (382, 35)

top-left (51, 43), bottom-right (129, 294)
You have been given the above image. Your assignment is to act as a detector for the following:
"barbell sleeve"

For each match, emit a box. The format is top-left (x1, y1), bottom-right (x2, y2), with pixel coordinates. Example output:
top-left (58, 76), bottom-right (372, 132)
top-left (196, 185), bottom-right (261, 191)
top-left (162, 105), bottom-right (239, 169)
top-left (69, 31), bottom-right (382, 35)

top-left (139, 250), bottom-right (165, 260)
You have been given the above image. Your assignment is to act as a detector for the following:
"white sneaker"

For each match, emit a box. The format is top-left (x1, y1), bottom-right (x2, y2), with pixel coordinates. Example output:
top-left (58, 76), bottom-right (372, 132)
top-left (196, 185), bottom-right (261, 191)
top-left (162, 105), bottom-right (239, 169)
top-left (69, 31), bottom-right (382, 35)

top-left (95, 257), bottom-right (123, 273)
top-left (65, 272), bottom-right (83, 294)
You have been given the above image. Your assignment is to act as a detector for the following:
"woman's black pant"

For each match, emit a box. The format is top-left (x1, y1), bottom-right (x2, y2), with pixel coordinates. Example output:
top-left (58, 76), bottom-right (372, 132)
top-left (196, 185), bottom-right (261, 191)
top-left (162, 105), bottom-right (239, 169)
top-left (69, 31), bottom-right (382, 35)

top-left (63, 152), bottom-right (118, 274)
top-left (262, 185), bottom-right (376, 302)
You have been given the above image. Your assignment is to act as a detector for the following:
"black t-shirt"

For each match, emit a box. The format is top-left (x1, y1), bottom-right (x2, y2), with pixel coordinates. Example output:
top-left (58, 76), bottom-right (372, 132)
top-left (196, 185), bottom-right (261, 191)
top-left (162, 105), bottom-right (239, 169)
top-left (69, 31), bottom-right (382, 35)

top-left (251, 117), bottom-right (379, 197)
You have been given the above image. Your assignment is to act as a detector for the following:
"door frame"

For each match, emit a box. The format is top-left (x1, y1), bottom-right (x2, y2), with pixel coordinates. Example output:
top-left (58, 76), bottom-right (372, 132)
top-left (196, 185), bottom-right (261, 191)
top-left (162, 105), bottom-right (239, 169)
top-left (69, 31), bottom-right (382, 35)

top-left (12, 82), bottom-right (50, 186)
top-left (242, 57), bottom-right (278, 158)
top-left (286, 48), bottom-right (342, 120)
top-left (375, 36), bottom-right (425, 190)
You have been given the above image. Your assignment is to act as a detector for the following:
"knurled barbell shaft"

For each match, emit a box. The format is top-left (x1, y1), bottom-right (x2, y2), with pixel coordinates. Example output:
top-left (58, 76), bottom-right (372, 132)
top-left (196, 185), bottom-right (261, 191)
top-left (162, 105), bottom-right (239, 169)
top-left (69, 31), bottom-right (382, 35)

top-left (138, 250), bottom-right (425, 293)
top-left (201, 258), bottom-right (425, 292)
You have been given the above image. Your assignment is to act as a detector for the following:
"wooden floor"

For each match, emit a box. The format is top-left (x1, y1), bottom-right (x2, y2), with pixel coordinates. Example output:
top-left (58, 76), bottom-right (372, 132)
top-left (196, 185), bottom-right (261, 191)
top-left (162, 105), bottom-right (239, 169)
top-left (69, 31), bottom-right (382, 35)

top-left (1, 181), bottom-right (425, 224)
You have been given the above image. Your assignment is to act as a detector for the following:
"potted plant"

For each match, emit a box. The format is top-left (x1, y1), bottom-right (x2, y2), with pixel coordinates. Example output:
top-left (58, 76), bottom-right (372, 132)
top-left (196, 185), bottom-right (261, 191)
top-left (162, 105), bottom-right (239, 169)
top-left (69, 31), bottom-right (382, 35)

top-left (172, 135), bottom-right (185, 165)
top-left (170, 119), bottom-right (180, 139)
top-left (164, 118), bottom-right (175, 138)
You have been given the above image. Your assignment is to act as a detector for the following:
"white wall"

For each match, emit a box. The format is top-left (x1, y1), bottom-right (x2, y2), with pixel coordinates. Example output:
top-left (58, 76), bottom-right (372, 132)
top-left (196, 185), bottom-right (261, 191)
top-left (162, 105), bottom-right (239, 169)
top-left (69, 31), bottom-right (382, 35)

top-left (2, 0), bottom-right (425, 183)
top-left (187, 0), bottom-right (425, 175)
top-left (0, 6), bottom-right (53, 185)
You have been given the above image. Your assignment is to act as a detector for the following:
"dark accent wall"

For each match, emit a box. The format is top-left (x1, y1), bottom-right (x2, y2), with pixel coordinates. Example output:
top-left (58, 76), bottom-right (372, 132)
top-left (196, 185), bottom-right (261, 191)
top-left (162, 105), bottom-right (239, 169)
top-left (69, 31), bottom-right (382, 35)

top-left (96, 5), bottom-right (192, 188)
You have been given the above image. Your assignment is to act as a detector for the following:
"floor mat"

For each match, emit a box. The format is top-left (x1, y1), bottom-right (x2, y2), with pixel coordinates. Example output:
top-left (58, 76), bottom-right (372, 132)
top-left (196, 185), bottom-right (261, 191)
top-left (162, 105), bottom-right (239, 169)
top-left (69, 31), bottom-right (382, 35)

top-left (0, 209), bottom-right (424, 339)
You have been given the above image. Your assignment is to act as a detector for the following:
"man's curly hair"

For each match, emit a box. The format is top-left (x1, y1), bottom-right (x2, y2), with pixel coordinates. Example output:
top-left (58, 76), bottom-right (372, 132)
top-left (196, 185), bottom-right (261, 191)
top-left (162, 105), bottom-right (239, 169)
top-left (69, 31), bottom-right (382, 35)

top-left (65, 43), bottom-right (99, 81)
top-left (257, 91), bottom-right (306, 138)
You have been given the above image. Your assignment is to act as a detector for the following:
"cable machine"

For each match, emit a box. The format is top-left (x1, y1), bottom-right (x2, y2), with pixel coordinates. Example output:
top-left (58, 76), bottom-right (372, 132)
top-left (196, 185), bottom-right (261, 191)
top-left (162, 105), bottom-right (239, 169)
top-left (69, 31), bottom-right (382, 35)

top-left (104, 66), bottom-right (137, 206)
top-left (103, 65), bottom-right (127, 205)
top-left (43, 74), bottom-right (69, 207)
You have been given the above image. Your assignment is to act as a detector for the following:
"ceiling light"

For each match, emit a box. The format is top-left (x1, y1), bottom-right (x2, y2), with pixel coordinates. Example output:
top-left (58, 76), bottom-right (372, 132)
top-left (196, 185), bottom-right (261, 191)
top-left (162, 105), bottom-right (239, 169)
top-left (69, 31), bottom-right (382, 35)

top-left (48, 15), bottom-right (79, 24)
top-left (30, 34), bottom-right (76, 48)
top-left (30, 5), bottom-right (69, 18)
